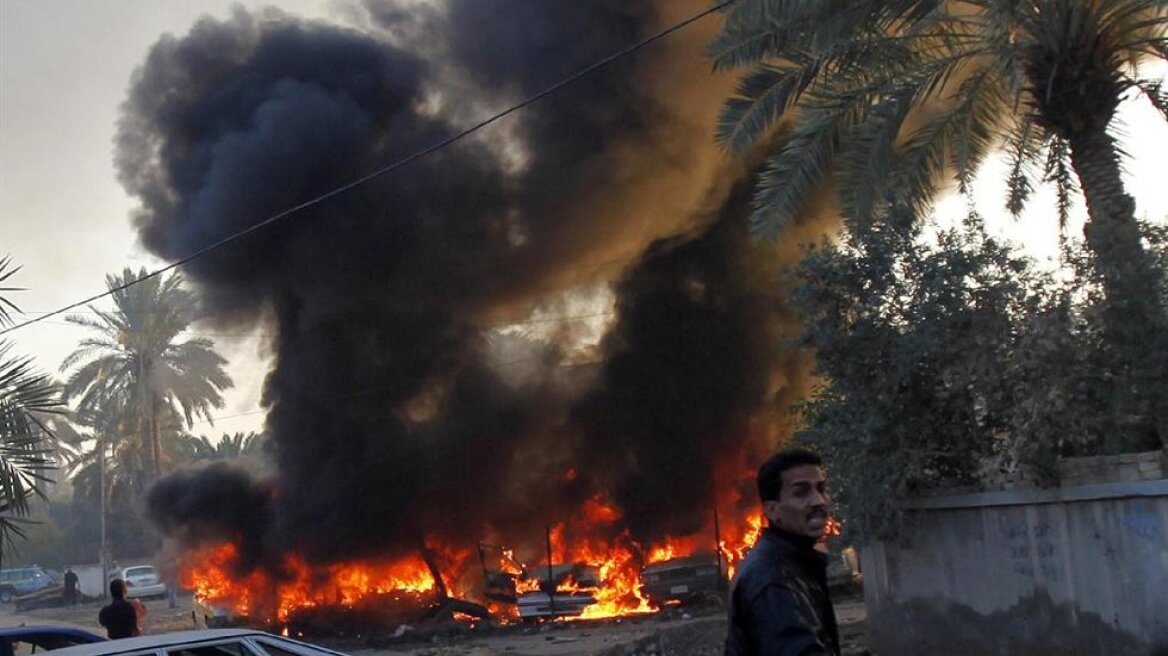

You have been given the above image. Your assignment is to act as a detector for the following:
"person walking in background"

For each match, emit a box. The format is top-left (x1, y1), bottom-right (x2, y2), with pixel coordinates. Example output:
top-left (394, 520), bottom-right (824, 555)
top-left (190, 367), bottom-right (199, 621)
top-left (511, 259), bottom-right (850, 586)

top-left (725, 448), bottom-right (840, 656)
top-left (63, 567), bottom-right (79, 606)
top-left (98, 579), bottom-right (138, 639)
top-left (160, 556), bottom-right (179, 609)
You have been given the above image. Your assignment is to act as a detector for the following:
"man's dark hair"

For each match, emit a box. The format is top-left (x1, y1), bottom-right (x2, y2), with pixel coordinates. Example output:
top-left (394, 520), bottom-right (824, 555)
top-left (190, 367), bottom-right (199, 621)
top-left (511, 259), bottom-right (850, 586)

top-left (109, 578), bottom-right (126, 599)
top-left (758, 448), bottom-right (823, 502)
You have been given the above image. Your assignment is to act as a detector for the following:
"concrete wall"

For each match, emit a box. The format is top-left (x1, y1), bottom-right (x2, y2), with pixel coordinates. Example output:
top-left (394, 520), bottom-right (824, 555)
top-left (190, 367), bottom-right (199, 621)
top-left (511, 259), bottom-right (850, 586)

top-left (862, 479), bottom-right (1168, 656)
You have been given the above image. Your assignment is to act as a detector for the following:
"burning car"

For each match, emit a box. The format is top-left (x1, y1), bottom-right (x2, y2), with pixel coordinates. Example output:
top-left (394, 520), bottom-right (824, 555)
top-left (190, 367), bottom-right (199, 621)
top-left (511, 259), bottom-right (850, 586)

top-left (639, 553), bottom-right (725, 607)
top-left (479, 544), bottom-right (602, 620)
top-left (514, 563), bottom-right (601, 620)
top-left (192, 595), bottom-right (247, 629)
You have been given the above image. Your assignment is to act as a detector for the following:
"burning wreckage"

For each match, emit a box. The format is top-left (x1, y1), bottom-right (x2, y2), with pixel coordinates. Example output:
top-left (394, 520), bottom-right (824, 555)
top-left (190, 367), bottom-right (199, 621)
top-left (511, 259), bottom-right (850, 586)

top-left (478, 528), bottom-right (737, 622)
top-left (183, 514), bottom-right (848, 633)
top-left (120, 0), bottom-right (849, 638)
top-left (177, 501), bottom-right (772, 632)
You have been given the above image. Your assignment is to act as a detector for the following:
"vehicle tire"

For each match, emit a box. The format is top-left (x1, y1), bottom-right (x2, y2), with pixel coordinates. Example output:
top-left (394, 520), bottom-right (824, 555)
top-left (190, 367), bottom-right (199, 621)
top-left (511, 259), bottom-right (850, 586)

top-left (0, 588), bottom-right (13, 604)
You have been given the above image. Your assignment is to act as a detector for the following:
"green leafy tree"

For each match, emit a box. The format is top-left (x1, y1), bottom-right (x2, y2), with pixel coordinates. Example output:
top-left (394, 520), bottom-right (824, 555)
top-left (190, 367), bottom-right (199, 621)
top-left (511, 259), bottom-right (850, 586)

top-left (713, 0), bottom-right (1167, 356)
top-left (0, 258), bottom-right (61, 560)
top-left (794, 216), bottom-right (1168, 540)
top-left (60, 269), bottom-right (233, 481)
top-left (793, 216), bottom-right (1053, 537)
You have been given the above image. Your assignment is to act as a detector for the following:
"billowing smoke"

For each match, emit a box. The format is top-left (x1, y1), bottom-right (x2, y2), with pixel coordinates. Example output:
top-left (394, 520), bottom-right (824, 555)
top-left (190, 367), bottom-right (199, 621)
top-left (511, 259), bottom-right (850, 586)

top-left (571, 179), bottom-right (785, 543)
top-left (145, 462), bottom-right (271, 570)
top-left (123, 0), bottom-right (811, 573)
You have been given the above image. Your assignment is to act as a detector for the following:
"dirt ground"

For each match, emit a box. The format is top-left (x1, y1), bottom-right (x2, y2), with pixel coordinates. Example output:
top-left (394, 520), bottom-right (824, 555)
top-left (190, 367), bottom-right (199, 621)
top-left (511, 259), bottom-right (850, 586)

top-left (1, 594), bottom-right (201, 635)
top-left (2, 595), bottom-right (870, 656)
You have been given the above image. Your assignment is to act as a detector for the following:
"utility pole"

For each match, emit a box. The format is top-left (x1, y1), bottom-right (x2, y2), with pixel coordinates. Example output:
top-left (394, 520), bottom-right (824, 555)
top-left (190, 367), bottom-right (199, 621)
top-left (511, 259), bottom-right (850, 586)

top-left (713, 505), bottom-right (723, 578)
top-left (99, 433), bottom-right (108, 600)
top-left (545, 525), bottom-right (556, 617)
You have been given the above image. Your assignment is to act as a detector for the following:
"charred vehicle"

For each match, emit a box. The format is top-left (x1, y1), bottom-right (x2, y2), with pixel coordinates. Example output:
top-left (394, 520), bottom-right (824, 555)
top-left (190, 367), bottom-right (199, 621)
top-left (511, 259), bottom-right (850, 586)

top-left (479, 544), bottom-right (600, 619)
top-left (639, 553), bottom-right (725, 607)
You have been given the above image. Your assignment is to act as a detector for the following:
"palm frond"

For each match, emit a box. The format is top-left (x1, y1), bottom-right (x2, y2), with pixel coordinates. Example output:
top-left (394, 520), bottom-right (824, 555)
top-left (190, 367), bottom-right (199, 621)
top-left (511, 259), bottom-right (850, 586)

top-left (751, 110), bottom-right (842, 238)
top-left (708, 0), bottom-right (795, 71)
top-left (717, 57), bottom-right (822, 153)
top-left (1042, 137), bottom-right (1079, 232)
top-left (63, 313), bottom-right (116, 335)
top-left (882, 111), bottom-right (958, 223)
top-left (0, 342), bottom-right (59, 552)
top-left (1136, 79), bottom-right (1168, 121)
top-left (0, 256), bottom-right (25, 328)
top-left (1003, 116), bottom-right (1046, 217)
top-left (837, 95), bottom-right (914, 227)
top-left (950, 72), bottom-right (1005, 197)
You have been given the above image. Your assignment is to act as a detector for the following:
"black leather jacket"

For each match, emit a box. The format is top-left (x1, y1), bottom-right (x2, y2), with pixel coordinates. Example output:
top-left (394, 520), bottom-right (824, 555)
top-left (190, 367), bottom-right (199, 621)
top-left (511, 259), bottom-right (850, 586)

top-left (724, 527), bottom-right (841, 656)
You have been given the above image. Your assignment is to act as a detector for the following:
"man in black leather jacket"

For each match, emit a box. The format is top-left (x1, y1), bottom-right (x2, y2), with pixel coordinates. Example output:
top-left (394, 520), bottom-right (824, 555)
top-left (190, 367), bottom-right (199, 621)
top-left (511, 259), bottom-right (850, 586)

top-left (725, 449), bottom-right (840, 656)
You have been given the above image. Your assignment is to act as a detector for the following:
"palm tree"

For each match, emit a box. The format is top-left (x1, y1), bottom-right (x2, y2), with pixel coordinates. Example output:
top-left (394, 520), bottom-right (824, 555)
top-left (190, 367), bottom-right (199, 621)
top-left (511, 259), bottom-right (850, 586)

top-left (56, 398), bottom-right (198, 572)
top-left (55, 401), bottom-right (150, 504)
top-left (189, 431), bottom-right (267, 461)
top-left (712, 0), bottom-right (1167, 311)
top-left (0, 258), bottom-right (61, 560)
top-left (0, 346), bottom-right (60, 558)
top-left (60, 268), bottom-right (233, 481)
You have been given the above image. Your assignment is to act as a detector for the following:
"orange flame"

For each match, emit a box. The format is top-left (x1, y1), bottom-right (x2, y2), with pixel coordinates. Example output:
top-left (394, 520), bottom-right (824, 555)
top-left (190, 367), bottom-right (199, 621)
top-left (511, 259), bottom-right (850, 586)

top-left (182, 476), bottom-right (839, 625)
top-left (183, 542), bottom-right (471, 623)
top-left (720, 510), bottom-right (764, 580)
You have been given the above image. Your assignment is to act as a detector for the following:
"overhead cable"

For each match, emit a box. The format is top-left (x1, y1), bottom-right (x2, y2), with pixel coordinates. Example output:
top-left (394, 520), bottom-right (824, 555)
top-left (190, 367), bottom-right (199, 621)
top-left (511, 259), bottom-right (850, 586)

top-left (0, 0), bottom-right (737, 337)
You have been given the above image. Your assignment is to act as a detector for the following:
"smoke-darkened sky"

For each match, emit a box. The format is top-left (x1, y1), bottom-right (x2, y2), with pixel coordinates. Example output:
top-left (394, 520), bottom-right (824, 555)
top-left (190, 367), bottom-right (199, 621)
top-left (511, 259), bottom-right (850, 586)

top-left (4, 2), bottom-right (1168, 582)
top-left (125, 0), bottom-right (778, 562)
top-left (2, 1), bottom-right (1166, 447)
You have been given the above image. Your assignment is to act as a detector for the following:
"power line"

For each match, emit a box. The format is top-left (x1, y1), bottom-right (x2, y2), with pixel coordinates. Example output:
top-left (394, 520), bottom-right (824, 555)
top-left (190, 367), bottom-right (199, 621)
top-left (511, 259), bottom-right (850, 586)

top-left (32, 310), bottom-right (618, 336)
top-left (18, 252), bottom-right (635, 328)
top-left (0, 0), bottom-right (737, 338)
top-left (16, 249), bottom-right (646, 322)
top-left (66, 347), bottom-right (603, 444)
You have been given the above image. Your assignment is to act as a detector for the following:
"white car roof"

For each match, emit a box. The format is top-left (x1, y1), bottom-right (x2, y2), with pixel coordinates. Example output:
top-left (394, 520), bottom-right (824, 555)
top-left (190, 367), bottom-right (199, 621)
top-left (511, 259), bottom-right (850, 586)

top-left (49, 630), bottom-right (347, 656)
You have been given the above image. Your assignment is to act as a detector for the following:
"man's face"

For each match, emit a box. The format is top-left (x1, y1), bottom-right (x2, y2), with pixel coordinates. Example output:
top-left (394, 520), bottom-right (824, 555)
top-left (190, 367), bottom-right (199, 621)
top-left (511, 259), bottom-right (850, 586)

top-left (763, 464), bottom-right (830, 539)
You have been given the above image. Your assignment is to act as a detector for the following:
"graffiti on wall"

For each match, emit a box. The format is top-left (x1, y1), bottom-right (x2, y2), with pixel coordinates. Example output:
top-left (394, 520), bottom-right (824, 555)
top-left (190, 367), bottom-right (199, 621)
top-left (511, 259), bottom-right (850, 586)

top-left (999, 514), bottom-right (1063, 581)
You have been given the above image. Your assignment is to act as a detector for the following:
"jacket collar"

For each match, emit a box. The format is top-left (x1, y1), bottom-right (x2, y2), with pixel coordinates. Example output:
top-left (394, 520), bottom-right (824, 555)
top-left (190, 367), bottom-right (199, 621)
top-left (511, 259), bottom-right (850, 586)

top-left (763, 525), bottom-right (829, 575)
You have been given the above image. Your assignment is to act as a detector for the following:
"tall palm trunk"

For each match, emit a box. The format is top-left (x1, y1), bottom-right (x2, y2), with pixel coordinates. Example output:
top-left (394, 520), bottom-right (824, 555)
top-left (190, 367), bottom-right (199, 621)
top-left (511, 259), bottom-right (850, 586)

top-left (1067, 124), bottom-right (1167, 448)
top-left (149, 395), bottom-right (161, 480)
top-left (138, 355), bottom-right (161, 481)
top-left (1068, 125), bottom-right (1163, 332)
top-left (1069, 126), bottom-right (1153, 308)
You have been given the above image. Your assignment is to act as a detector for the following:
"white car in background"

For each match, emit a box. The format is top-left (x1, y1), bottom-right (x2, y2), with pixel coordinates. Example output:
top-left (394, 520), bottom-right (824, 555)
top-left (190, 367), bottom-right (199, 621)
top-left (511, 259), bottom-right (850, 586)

top-left (108, 565), bottom-right (168, 600)
top-left (48, 629), bottom-right (349, 656)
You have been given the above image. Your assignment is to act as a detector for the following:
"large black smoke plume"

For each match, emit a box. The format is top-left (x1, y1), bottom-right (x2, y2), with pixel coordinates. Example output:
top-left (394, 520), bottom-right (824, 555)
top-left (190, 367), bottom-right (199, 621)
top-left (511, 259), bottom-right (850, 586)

top-left (570, 178), bottom-right (789, 543)
top-left (127, 0), bottom-right (812, 573)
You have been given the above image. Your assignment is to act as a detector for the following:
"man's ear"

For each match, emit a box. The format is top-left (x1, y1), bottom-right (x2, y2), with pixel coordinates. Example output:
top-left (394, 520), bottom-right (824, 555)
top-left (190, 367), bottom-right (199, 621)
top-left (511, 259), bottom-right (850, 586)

top-left (762, 500), bottom-right (781, 526)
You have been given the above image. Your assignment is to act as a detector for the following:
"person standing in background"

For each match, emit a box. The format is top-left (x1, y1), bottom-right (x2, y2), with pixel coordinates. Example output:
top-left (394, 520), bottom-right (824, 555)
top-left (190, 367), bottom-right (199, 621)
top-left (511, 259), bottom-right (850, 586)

top-left (98, 579), bottom-right (138, 639)
top-left (63, 567), bottom-right (79, 606)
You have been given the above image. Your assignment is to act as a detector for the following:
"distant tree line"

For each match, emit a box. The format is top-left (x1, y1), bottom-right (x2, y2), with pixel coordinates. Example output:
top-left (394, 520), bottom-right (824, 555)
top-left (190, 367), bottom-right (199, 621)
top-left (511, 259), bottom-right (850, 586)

top-left (0, 263), bottom-right (263, 566)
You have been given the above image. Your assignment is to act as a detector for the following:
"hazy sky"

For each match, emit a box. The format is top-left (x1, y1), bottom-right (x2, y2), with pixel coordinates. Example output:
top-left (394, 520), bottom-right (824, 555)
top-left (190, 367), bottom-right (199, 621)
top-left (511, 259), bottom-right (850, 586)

top-left (1, 1), bottom-right (1166, 441)
top-left (0, 1), bottom-right (337, 436)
